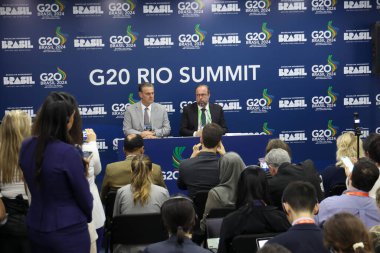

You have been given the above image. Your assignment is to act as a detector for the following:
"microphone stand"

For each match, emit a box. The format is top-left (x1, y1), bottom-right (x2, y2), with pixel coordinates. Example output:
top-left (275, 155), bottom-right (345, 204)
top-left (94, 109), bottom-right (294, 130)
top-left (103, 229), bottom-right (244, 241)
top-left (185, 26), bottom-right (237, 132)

top-left (353, 112), bottom-right (361, 160)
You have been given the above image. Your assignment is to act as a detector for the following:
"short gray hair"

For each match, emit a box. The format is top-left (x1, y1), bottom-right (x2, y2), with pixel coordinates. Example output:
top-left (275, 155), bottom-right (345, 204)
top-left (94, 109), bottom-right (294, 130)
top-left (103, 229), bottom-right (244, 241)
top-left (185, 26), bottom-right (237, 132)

top-left (265, 148), bottom-right (291, 168)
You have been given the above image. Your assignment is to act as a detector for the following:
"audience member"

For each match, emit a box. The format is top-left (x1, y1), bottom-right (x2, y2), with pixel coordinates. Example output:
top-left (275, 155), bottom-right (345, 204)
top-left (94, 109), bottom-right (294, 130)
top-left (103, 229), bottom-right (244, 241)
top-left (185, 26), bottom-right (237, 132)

top-left (178, 123), bottom-right (225, 199)
top-left (143, 196), bottom-right (210, 253)
top-left (324, 212), bottom-right (373, 253)
top-left (180, 84), bottom-right (227, 136)
top-left (123, 82), bottom-right (171, 138)
top-left (218, 167), bottom-right (290, 253)
top-left (367, 135), bottom-right (380, 198)
top-left (0, 110), bottom-right (31, 253)
top-left (101, 134), bottom-right (166, 201)
top-left (257, 244), bottom-right (291, 253)
top-left (265, 139), bottom-right (292, 158)
top-left (363, 133), bottom-right (380, 157)
top-left (369, 187), bottom-right (380, 253)
top-left (82, 128), bottom-right (105, 252)
top-left (19, 92), bottom-right (93, 253)
top-left (265, 148), bottom-right (324, 209)
top-left (200, 152), bottom-right (245, 231)
top-left (268, 181), bottom-right (329, 253)
top-left (315, 158), bottom-right (380, 228)
top-left (321, 131), bottom-right (364, 196)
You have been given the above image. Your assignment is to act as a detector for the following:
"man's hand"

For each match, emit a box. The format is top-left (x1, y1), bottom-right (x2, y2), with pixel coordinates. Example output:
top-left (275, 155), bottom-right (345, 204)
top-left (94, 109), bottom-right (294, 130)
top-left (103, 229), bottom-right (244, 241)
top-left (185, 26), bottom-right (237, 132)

top-left (217, 141), bottom-right (226, 156)
top-left (85, 128), bottom-right (96, 142)
top-left (194, 130), bottom-right (202, 137)
top-left (191, 143), bottom-right (202, 158)
top-left (141, 131), bottom-right (155, 139)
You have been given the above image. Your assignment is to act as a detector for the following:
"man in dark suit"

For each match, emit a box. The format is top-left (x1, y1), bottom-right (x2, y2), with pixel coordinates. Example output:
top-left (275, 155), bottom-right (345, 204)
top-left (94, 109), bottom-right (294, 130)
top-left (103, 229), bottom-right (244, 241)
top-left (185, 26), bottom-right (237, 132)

top-left (180, 84), bottom-right (227, 136)
top-left (267, 181), bottom-right (329, 253)
top-left (101, 134), bottom-right (166, 202)
top-left (177, 123), bottom-right (225, 199)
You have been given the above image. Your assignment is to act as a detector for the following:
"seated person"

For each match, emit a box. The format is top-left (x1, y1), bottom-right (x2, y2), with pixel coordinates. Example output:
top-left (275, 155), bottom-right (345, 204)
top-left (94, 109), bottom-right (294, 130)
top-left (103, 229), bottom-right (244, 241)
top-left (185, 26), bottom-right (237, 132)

top-left (200, 152), bottom-right (245, 232)
top-left (265, 148), bottom-right (324, 209)
top-left (218, 167), bottom-right (290, 253)
top-left (143, 196), bottom-right (210, 253)
top-left (316, 158), bottom-right (380, 228)
top-left (267, 181), bottom-right (329, 253)
top-left (101, 134), bottom-right (166, 202)
top-left (321, 132), bottom-right (364, 197)
top-left (324, 212), bottom-right (373, 253)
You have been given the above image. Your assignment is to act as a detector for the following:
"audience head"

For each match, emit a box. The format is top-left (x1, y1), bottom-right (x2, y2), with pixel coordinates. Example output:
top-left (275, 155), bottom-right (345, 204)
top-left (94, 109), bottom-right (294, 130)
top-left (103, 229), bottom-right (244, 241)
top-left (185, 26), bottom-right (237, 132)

top-left (219, 152), bottom-right (245, 183)
top-left (33, 92), bottom-right (81, 180)
top-left (363, 133), bottom-right (380, 157)
top-left (281, 181), bottom-right (318, 222)
top-left (235, 166), bottom-right (271, 209)
top-left (131, 154), bottom-right (153, 205)
top-left (195, 84), bottom-right (210, 108)
top-left (369, 225), bottom-right (380, 253)
top-left (265, 139), bottom-right (292, 159)
top-left (257, 244), bottom-right (291, 253)
top-left (350, 158), bottom-right (379, 192)
top-left (138, 82), bottom-right (155, 106)
top-left (161, 196), bottom-right (196, 245)
top-left (324, 212), bottom-right (372, 253)
top-left (200, 123), bottom-right (223, 149)
top-left (264, 148), bottom-right (291, 176)
top-left (0, 110), bottom-right (31, 183)
top-left (124, 134), bottom-right (144, 154)
top-left (335, 131), bottom-right (364, 167)
top-left (368, 135), bottom-right (380, 165)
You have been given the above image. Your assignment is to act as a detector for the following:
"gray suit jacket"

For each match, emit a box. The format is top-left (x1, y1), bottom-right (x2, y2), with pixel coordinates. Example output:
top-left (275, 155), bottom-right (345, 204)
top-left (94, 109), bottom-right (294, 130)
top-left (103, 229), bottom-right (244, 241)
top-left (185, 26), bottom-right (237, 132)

top-left (122, 101), bottom-right (171, 137)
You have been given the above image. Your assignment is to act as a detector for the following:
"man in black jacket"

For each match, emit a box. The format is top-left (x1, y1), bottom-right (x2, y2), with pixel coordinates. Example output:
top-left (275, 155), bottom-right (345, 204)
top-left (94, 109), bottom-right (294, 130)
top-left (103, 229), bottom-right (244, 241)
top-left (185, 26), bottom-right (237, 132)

top-left (265, 148), bottom-right (324, 209)
top-left (180, 84), bottom-right (227, 136)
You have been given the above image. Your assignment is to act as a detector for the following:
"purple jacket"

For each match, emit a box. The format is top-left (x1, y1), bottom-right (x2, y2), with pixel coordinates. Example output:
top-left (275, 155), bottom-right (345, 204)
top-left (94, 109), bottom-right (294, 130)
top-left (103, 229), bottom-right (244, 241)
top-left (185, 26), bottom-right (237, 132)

top-left (19, 137), bottom-right (93, 232)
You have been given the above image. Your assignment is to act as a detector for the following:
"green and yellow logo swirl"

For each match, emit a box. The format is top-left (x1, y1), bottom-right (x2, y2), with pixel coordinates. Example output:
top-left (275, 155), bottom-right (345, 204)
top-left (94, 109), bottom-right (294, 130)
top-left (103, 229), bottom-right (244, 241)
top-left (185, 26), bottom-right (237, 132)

top-left (327, 120), bottom-right (338, 137)
top-left (127, 25), bottom-right (138, 44)
top-left (327, 54), bottom-right (338, 73)
top-left (195, 0), bottom-right (204, 9)
top-left (55, 0), bottom-right (65, 12)
top-left (262, 22), bottom-right (273, 41)
top-left (172, 146), bottom-right (186, 169)
top-left (263, 122), bottom-right (274, 135)
top-left (126, 0), bottom-right (136, 11)
top-left (327, 86), bottom-right (338, 104)
top-left (195, 24), bottom-right (206, 42)
top-left (57, 67), bottom-right (66, 81)
top-left (55, 26), bottom-right (67, 45)
top-left (128, 93), bottom-right (136, 104)
top-left (327, 21), bottom-right (338, 39)
top-left (263, 89), bottom-right (273, 106)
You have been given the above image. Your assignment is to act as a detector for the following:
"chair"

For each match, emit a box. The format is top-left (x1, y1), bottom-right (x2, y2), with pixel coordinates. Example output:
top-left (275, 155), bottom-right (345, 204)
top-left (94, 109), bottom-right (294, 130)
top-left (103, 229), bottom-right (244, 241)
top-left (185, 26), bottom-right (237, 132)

top-left (231, 233), bottom-right (280, 253)
top-left (206, 207), bottom-right (235, 239)
top-left (103, 190), bottom-right (117, 253)
top-left (207, 207), bottom-right (235, 218)
top-left (193, 190), bottom-right (210, 220)
top-left (110, 213), bottom-right (168, 252)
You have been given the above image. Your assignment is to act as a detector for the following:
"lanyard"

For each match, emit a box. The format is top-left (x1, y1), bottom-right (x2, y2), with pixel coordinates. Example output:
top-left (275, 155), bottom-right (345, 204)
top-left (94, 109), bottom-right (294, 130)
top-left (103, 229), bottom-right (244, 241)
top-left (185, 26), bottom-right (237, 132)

top-left (292, 217), bottom-right (315, 226)
top-left (345, 191), bottom-right (369, 197)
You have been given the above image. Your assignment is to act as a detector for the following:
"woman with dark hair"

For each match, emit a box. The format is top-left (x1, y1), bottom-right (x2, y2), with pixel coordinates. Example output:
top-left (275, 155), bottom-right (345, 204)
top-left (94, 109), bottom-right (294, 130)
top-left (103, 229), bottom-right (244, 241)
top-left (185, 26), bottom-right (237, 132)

top-left (324, 212), bottom-right (373, 253)
top-left (217, 166), bottom-right (290, 253)
top-left (19, 92), bottom-right (93, 253)
top-left (143, 196), bottom-right (211, 253)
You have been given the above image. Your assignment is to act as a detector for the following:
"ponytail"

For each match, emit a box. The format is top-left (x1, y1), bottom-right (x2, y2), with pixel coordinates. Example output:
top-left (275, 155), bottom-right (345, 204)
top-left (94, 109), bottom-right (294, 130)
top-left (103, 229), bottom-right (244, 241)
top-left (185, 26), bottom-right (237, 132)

top-left (176, 226), bottom-right (185, 245)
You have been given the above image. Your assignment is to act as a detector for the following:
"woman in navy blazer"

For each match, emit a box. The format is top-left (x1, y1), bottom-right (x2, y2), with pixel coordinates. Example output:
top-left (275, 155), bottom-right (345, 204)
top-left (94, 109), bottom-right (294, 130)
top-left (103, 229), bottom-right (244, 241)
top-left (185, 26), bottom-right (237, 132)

top-left (19, 92), bottom-right (93, 253)
top-left (143, 196), bottom-right (211, 253)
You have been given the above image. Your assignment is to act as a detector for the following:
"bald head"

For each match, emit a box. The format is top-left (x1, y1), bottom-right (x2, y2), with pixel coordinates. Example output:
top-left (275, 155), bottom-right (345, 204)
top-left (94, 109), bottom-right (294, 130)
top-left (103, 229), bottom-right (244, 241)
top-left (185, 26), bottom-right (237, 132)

top-left (124, 134), bottom-right (144, 154)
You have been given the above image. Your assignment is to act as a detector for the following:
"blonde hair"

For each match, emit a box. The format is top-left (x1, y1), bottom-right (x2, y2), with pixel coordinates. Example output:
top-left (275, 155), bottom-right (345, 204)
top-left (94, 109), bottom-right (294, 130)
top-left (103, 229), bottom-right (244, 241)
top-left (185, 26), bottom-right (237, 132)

top-left (0, 110), bottom-right (31, 183)
top-left (131, 154), bottom-right (152, 205)
top-left (336, 131), bottom-right (364, 167)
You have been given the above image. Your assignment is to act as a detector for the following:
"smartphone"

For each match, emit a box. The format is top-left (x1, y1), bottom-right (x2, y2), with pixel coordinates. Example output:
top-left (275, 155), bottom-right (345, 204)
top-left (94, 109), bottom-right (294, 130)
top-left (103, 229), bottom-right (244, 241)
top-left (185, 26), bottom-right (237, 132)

top-left (258, 157), bottom-right (269, 170)
top-left (83, 151), bottom-right (93, 159)
top-left (341, 156), bottom-right (354, 172)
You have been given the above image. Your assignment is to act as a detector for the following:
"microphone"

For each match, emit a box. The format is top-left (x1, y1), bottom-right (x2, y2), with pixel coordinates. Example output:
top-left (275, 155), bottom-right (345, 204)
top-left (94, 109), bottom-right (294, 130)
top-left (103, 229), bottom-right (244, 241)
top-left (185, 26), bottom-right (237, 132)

top-left (353, 112), bottom-right (361, 136)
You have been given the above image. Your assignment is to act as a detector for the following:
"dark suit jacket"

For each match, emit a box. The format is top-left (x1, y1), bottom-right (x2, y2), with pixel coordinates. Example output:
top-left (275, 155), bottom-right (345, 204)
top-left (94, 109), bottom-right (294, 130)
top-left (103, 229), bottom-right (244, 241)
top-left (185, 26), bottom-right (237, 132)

top-left (143, 236), bottom-right (211, 253)
top-left (101, 156), bottom-right (166, 201)
top-left (180, 103), bottom-right (227, 136)
top-left (19, 137), bottom-right (93, 232)
top-left (218, 203), bottom-right (290, 253)
top-left (268, 224), bottom-right (329, 253)
top-left (177, 152), bottom-right (220, 199)
top-left (268, 160), bottom-right (324, 209)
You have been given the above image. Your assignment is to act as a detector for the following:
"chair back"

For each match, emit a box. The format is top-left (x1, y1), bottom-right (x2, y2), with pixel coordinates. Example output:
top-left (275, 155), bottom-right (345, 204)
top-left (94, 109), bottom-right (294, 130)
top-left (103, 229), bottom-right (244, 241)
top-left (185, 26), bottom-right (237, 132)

top-left (207, 207), bottom-right (235, 218)
top-left (231, 233), bottom-right (280, 253)
top-left (110, 213), bottom-right (168, 251)
top-left (105, 190), bottom-right (118, 221)
top-left (193, 190), bottom-right (209, 219)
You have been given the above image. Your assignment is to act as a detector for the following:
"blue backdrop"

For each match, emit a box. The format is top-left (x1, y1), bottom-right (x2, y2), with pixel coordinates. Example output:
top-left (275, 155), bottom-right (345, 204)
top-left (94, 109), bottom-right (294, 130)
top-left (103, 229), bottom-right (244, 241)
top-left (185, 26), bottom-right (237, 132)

top-left (1, 0), bottom-right (380, 188)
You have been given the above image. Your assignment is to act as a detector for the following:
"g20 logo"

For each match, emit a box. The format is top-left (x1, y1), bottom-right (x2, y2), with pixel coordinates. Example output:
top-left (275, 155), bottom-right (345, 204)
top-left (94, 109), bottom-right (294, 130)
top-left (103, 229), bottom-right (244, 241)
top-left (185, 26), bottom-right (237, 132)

top-left (178, 2), bottom-right (202, 10)
top-left (179, 34), bottom-right (202, 43)
top-left (109, 3), bottom-right (133, 11)
top-left (180, 101), bottom-right (194, 109)
top-left (245, 1), bottom-right (270, 9)
top-left (111, 103), bottom-right (131, 112)
top-left (163, 171), bottom-right (179, 181)
top-left (311, 31), bottom-right (333, 39)
top-left (89, 69), bottom-right (130, 86)
top-left (312, 129), bottom-right (334, 138)
top-left (246, 32), bottom-right (267, 41)
top-left (311, 96), bottom-right (333, 104)
top-left (40, 72), bottom-right (64, 82)
top-left (246, 98), bottom-right (268, 107)
top-left (38, 37), bottom-right (62, 46)
top-left (109, 36), bottom-right (132, 44)
top-left (311, 64), bottom-right (332, 73)
top-left (37, 4), bottom-right (61, 12)
top-left (311, 0), bottom-right (334, 7)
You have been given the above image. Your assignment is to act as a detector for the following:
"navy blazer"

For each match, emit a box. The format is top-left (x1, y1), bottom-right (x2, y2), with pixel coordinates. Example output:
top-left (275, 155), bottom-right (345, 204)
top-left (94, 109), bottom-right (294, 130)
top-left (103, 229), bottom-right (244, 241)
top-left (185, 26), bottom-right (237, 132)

top-left (268, 223), bottom-right (329, 253)
top-left (143, 236), bottom-right (211, 253)
top-left (180, 102), bottom-right (227, 136)
top-left (19, 137), bottom-right (93, 232)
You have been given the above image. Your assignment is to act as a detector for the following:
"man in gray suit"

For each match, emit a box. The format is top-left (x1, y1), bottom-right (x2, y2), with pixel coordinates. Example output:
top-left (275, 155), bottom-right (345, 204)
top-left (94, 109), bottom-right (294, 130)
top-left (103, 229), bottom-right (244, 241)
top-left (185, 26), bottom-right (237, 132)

top-left (123, 83), bottom-right (171, 138)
